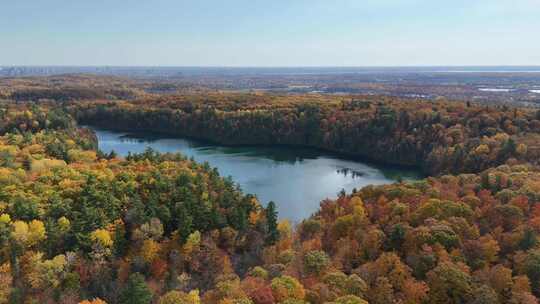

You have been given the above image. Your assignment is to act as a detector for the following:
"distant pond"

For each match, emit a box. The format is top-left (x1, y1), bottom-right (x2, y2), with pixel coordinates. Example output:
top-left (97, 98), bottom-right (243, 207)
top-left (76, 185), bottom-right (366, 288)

top-left (91, 127), bottom-right (422, 222)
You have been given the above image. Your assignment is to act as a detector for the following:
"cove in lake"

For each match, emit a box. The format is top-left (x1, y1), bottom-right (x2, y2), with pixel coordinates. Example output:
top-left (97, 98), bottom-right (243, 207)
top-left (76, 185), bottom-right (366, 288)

top-left (92, 127), bottom-right (422, 222)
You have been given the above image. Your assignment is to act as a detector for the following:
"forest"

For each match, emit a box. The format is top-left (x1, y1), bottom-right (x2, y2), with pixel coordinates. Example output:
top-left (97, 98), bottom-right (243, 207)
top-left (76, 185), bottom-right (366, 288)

top-left (2, 91), bottom-right (540, 303)
top-left (71, 94), bottom-right (540, 175)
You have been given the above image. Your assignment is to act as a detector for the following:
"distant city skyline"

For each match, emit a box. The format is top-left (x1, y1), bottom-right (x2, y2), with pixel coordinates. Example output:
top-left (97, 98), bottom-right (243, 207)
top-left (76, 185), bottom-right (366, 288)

top-left (1, 0), bottom-right (540, 66)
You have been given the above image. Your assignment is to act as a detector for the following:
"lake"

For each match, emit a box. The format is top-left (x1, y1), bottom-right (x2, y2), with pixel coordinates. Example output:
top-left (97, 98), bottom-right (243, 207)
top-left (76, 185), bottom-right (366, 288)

top-left (92, 128), bottom-right (422, 222)
top-left (478, 88), bottom-right (513, 92)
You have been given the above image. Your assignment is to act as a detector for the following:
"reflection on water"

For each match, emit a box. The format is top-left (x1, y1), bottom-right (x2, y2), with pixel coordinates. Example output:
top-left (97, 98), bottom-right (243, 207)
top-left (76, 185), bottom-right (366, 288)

top-left (336, 167), bottom-right (365, 179)
top-left (118, 133), bottom-right (324, 164)
top-left (92, 127), bottom-right (422, 222)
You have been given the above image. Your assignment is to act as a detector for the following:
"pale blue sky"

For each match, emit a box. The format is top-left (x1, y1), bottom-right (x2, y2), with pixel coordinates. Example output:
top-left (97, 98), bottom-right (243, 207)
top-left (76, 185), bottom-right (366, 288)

top-left (1, 0), bottom-right (539, 66)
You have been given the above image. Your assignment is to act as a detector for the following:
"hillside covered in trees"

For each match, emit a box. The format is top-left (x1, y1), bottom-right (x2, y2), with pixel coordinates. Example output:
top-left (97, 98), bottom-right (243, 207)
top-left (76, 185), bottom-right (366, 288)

top-left (71, 94), bottom-right (540, 175)
top-left (3, 91), bottom-right (540, 303)
top-left (0, 104), bottom-right (278, 303)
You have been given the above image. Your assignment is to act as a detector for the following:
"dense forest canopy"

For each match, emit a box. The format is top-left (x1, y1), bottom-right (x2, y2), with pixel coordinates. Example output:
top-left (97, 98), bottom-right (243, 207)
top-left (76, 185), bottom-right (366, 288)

top-left (0, 104), bottom-right (277, 303)
top-left (71, 93), bottom-right (540, 175)
top-left (3, 89), bottom-right (540, 303)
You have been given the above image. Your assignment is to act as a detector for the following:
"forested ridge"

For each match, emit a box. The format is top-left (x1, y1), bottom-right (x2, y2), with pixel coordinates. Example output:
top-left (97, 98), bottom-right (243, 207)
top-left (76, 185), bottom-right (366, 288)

top-left (70, 94), bottom-right (540, 175)
top-left (3, 92), bottom-right (540, 303)
top-left (0, 104), bottom-right (278, 303)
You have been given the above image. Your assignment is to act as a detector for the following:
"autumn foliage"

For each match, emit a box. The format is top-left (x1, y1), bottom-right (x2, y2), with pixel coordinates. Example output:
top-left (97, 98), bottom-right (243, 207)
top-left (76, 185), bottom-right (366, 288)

top-left (71, 93), bottom-right (540, 175)
top-left (4, 91), bottom-right (540, 303)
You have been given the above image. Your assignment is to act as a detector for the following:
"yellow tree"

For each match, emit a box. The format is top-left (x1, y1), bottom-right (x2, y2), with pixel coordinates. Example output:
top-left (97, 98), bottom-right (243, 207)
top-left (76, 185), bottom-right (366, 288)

top-left (2, 219), bottom-right (46, 302)
top-left (271, 276), bottom-right (305, 302)
top-left (79, 298), bottom-right (108, 304)
top-left (158, 290), bottom-right (200, 304)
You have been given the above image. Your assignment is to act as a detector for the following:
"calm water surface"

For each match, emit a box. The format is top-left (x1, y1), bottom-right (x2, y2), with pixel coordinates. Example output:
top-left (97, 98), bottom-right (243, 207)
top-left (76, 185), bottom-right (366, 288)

top-left (92, 128), bottom-right (421, 222)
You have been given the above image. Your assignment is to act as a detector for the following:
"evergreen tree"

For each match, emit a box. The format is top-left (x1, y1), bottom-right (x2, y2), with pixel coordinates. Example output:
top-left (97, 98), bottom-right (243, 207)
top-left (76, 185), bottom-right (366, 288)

top-left (108, 149), bottom-right (117, 159)
top-left (502, 138), bottom-right (517, 158)
top-left (119, 273), bottom-right (153, 304)
top-left (525, 251), bottom-right (540, 296)
top-left (113, 222), bottom-right (128, 257)
top-left (265, 201), bottom-right (279, 245)
top-left (520, 228), bottom-right (538, 251)
top-left (177, 206), bottom-right (193, 244)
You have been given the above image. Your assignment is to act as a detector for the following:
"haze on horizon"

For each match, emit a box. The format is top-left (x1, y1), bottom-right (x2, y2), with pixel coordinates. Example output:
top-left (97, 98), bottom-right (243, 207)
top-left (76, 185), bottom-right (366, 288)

top-left (1, 0), bottom-right (540, 67)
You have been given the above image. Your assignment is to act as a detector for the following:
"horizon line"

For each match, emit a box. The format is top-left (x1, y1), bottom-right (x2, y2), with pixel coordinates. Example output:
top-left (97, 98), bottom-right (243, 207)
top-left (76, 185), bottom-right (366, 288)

top-left (2, 65), bottom-right (540, 68)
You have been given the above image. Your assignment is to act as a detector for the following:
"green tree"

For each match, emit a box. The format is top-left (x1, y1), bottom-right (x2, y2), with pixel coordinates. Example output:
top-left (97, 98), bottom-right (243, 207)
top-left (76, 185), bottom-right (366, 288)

top-left (333, 295), bottom-right (368, 304)
top-left (469, 285), bottom-right (499, 304)
top-left (304, 250), bottom-right (330, 275)
top-left (525, 250), bottom-right (540, 296)
top-left (427, 262), bottom-right (472, 304)
top-left (119, 273), bottom-right (153, 304)
top-left (177, 206), bottom-right (193, 244)
top-left (520, 228), bottom-right (537, 251)
top-left (266, 201), bottom-right (279, 245)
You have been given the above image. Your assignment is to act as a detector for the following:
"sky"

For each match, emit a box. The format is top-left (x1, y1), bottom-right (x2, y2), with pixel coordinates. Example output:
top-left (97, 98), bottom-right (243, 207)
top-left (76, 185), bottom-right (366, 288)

top-left (1, 0), bottom-right (540, 66)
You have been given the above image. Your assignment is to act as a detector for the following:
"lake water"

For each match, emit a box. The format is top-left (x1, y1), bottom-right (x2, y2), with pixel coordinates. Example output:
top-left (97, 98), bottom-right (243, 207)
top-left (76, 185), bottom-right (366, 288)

top-left (92, 128), bottom-right (421, 222)
top-left (478, 88), bottom-right (513, 92)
